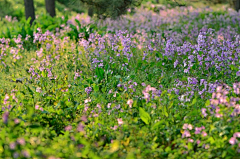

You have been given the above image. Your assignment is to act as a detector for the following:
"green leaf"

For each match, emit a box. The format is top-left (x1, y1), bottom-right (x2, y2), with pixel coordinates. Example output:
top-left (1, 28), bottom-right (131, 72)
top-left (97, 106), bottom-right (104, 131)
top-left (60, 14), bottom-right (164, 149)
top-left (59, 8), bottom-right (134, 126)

top-left (123, 58), bottom-right (128, 63)
top-left (112, 63), bottom-right (117, 68)
top-left (222, 151), bottom-right (227, 158)
top-left (230, 64), bottom-right (236, 71)
top-left (152, 120), bottom-right (164, 130)
top-left (190, 98), bottom-right (197, 106)
top-left (93, 84), bottom-right (99, 91)
top-left (139, 107), bottom-right (151, 125)
top-left (187, 142), bottom-right (193, 150)
top-left (95, 68), bottom-right (104, 81)
top-left (205, 100), bottom-right (210, 106)
top-left (28, 123), bottom-right (41, 129)
top-left (163, 106), bottom-right (168, 117)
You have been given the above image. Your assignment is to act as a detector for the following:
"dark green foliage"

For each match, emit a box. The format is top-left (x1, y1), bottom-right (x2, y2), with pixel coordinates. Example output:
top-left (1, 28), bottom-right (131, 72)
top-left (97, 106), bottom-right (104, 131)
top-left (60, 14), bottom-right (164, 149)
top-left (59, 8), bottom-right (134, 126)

top-left (79, 0), bottom-right (143, 19)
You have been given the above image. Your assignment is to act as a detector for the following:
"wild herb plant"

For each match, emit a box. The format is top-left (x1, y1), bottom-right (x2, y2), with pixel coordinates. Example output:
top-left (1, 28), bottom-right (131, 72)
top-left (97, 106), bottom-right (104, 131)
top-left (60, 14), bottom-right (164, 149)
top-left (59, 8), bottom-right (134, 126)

top-left (0, 4), bottom-right (240, 159)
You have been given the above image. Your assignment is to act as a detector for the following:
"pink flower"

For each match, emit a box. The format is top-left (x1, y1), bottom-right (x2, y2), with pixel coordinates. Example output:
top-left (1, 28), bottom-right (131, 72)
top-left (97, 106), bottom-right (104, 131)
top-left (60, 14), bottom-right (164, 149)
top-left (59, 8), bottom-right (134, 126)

top-left (196, 140), bottom-right (201, 145)
top-left (233, 132), bottom-right (240, 138)
top-left (202, 131), bottom-right (207, 137)
top-left (182, 130), bottom-right (191, 138)
top-left (216, 93), bottom-right (221, 98)
top-left (81, 116), bottom-right (87, 122)
top-left (188, 138), bottom-right (194, 143)
top-left (183, 124), bottom-right (188, 130)
top-left (77, 123), bottom-right (84, 132)
top-left (229, 137), bottom-right (236, 145)
top-left (65, 125), bottom-right (72, 131)
top-left (14, 118), bottom-right (20, 124)
top-left (195, 127), bottom-right (202, 134)
top-left (145, 85), bottom-right (152, 92)
top-left (201, 108), bottom-right (207, 117)
top-left (17, 138), bottom-right (25, 145)
top-left (127, 99), bottom-right (133, 108)
top-left (142, 90), bottom-right (150, 100)
top-left (188, 124), bottom-right (193, 130)
top-left (111, 125), bottom-right (118, 130)
top-left (117, 118), bottom-right (123, 125)
top-left (35, 105), bottom-right (39, 110)
top-left (212, 92), bottom-right (216, 98)
top-left (216, 86), bottom-right (222, 92)
top-left (204, 144), bottom-right (210, 149)
top-left (211, 99), bottom-right (219, 105)
top-left (4, 94), bottom-right (10, 101)
top-left (219, 96), bottom-right (227, 104)
top-left (215, 113), bottom-right (223, 118)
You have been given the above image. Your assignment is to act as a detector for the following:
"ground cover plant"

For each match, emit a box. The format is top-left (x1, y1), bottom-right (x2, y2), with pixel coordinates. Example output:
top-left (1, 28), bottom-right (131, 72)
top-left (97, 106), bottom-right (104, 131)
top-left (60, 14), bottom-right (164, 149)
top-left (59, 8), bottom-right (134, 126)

top-left (0, 2), bottom-right (240, 159)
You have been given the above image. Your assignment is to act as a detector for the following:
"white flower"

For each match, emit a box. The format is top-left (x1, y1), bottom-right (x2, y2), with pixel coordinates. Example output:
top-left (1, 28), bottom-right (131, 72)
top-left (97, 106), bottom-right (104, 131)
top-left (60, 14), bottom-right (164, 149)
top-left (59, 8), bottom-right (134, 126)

top-left (36, 87), bottom-right (42, 93)
top-left (84, 98), bottom-right (91, 104)
top-left (127, 99), bottom-right (133, 108)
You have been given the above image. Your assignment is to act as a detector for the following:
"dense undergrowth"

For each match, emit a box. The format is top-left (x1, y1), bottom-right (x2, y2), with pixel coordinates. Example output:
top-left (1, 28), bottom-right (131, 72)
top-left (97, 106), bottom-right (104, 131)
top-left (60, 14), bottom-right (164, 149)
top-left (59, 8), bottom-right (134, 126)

top-left (0, 3), bottom-right (240, 159)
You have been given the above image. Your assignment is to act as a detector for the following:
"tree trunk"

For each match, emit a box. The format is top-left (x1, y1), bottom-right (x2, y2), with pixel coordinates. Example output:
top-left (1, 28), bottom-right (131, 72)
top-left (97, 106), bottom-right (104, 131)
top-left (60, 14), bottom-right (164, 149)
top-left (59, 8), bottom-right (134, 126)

top-left (45, 0), bottom-right (56, 17)
top-left (24, 0), bottom-right (35, 25)
top-left (235, 0), bottom-right (240, 11)
top-left (88, 7), bottom-right (94, 17)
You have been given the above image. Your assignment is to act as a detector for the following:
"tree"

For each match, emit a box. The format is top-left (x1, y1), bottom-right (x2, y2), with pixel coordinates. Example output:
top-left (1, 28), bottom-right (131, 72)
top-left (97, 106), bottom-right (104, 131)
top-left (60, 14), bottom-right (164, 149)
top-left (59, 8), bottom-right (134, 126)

top-left (88, 7), bottom-right (94, 17)
top-left (45, 0), bottom-right (56, 17)
top-left (234, 0), bottom-right (240, 11)
top-left (79, 0), bottom-right (142, 19)
top-left (24, 0), bottom-right (35, 25)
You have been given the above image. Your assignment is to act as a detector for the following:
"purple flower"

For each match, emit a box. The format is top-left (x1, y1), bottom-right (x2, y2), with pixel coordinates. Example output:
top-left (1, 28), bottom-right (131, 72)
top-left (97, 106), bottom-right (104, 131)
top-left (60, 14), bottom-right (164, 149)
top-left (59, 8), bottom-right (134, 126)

top-left (36, 48), bottom-right (43, 58)
top-left (117, 84), bottom-right (122, 87)
top-left (174, 59), bottom-right (178, 68)
top-left (13, 152), bottom-right (19, 158)
top-left (9, 142), bottom-right (16, 150)
top-left (2, 111), bottom-right (9, 124)
top-left (85, 87), bottom-right (92, 95)
top-left (21, 150), bottom-right (30, 158)
top-left (78, 144), bottom-right (84, 149)
top-left (237, 71), bottom-right (240, 76)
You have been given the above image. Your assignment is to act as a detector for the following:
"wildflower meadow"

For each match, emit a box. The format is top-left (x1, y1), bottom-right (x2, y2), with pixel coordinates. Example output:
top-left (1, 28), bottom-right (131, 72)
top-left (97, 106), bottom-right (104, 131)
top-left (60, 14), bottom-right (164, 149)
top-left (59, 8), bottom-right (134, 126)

top-left (0, 2), bottom-right (240, 159)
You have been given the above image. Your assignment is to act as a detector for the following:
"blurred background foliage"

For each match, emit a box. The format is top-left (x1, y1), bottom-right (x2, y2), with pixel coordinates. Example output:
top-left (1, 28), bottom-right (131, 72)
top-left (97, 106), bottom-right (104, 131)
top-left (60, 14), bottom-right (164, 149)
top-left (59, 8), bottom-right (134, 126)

top-left (0, 0), bottom-right (238, 21)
